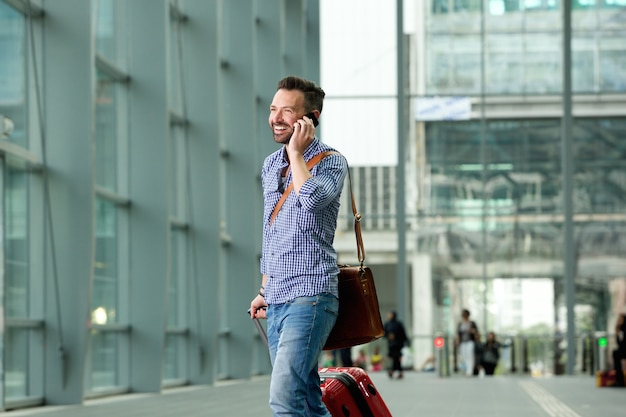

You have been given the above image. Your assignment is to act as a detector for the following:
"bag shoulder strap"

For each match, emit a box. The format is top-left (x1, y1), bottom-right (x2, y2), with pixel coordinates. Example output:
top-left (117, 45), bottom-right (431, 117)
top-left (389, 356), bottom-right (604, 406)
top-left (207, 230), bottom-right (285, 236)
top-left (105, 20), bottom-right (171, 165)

top-left (269, 151), bottom-right (365, 264)
top-left (269, 151), bottom-right (335, 225)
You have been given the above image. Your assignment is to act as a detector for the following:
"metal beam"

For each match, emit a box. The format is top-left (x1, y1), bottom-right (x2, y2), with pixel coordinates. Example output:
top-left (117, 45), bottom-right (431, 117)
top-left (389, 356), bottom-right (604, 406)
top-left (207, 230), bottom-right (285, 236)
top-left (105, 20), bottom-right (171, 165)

top-left (562, 0), bottom-right (576, 376)
top-left (395, 0), bottom-right (408, 322)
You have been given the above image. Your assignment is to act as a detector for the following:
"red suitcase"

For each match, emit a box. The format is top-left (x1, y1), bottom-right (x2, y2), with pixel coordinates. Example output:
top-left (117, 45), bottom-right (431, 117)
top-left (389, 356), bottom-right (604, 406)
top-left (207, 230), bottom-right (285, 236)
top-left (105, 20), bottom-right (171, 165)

top-left (319, 367), bottom-right (393, 417)
top-left (248, 315), bottom-right (392, 415)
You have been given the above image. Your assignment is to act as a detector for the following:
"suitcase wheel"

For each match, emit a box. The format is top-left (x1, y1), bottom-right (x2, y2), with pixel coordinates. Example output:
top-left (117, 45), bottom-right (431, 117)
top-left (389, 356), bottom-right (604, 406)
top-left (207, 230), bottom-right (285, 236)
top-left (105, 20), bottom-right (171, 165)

top-left (366, 383), bottom-right (378, 396)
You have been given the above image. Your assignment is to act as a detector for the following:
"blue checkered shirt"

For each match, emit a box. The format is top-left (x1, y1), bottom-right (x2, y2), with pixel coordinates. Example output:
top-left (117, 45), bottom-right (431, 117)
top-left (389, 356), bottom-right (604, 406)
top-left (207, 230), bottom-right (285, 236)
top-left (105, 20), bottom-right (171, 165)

top-left (260, 138), bottom-right (348, 304)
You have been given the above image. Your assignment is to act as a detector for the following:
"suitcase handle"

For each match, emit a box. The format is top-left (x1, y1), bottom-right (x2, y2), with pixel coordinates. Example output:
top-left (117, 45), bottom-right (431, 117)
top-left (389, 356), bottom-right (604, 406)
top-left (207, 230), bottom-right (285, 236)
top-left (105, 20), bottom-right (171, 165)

top-left (247, 308), bottom-right (268, 347)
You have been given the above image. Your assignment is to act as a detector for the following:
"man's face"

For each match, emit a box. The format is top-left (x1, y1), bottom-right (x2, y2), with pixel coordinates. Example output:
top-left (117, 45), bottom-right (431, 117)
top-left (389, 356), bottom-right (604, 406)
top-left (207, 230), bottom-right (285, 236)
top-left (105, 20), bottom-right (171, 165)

top-left (269, 88), bottom-right (306, 144)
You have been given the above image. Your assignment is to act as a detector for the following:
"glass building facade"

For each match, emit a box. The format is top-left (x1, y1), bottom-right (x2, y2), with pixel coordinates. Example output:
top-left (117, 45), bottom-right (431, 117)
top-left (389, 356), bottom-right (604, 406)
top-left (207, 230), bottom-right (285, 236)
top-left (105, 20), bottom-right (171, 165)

top-left (325, 0), bottom-right (625, 377)
top-left (416, 0), bottom-right (626, 339)
top-left (0, 0), bottom-right (319, 410)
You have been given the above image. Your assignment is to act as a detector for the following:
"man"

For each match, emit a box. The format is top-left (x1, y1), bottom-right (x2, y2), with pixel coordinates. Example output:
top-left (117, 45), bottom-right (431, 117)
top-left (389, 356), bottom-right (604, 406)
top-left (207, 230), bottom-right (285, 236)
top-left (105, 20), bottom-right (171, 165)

top-left (384, 310), bottom-right (409, 379)
top-left (249, 76), bottom-right (348, 416)
top-left (455, 308), bottom-right (479, 376)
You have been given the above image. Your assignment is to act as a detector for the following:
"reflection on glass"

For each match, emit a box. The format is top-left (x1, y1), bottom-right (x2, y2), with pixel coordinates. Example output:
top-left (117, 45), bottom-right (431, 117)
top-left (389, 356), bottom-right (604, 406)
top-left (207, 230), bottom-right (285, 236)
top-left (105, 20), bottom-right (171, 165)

top-left (600, 49), bottom-right (626, 92)
top-left (0, 4), bottom-right (27, 147)
top-left (95, 0), bottom-right (116, 61)
top-left (424, 4), bottom-right (626, 95)
top-left (163, 334), bottom-right (181, 380)
top-left (93, 198), bottom-right (118, 324)
top-left (5, 328), bottom-right (28, 398)
top-left (169, 17), bottom-right (184, 114)
top-left (165, 229), bottom-right (187, 381)
top-left (416, 112), bottom-right (625, 362)
top-left (95, 70), bottom-right (118, 191)
top-left (168, 230), bottom-right (182, 328)
top-left (90, 331), bottom-right (118, 389)
top-left (5, 167), bottom-right (29, 318)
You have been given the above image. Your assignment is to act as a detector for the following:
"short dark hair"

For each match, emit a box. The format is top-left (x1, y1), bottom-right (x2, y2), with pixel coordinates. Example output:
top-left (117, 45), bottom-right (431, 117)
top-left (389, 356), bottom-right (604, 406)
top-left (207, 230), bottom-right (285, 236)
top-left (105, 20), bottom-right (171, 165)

top-left (276, 76), bottom-right (325, 113)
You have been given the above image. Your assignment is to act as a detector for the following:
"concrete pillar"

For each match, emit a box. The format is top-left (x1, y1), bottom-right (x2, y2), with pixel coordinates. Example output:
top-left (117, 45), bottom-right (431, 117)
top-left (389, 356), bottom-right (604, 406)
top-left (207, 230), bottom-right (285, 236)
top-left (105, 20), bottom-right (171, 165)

top-left (127, 0), bottom-right (170, 392)
top-left (43, 0), bottom-right (94, 404)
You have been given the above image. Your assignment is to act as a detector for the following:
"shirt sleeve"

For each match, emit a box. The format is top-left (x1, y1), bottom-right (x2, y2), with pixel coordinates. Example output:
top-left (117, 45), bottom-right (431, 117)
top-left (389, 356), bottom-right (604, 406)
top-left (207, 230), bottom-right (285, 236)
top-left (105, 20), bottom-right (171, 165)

top-left (296, 153), bottom-right (348, 213)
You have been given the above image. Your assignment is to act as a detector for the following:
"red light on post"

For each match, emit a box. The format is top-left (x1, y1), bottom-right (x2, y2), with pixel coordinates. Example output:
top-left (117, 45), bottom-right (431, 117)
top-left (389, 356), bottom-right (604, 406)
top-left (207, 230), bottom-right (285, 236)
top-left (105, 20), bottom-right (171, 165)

top-left (434, 336), bottom-right (445, 349)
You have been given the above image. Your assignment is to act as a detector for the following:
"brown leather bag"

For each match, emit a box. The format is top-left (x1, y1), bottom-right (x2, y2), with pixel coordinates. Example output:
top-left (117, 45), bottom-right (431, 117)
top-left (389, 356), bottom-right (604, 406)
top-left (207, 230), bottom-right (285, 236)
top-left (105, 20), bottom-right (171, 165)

top-left (270, 151), bottom-right (384, 351)
top-left (323, 263), bottom-right (384, 350)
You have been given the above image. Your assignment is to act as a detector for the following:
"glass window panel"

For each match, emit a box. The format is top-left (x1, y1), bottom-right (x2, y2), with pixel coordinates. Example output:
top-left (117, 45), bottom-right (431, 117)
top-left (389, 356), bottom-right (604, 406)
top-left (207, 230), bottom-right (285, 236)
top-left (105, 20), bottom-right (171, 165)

top-left (89, 331), bottom-right (119, 389)
top-left (523, 0), bottom-right (558, 11)
top-left (166, 228), bottom-right (188, 383)
top-left (169, 126), bottom-right (186, 218)
top-left (0, 4), bottom-right (27, 147)
top-left (524, 7), bottom-right (561, 31)
top-left (485, 34), bottom-right (524, 94)
top-left (524, 34), bottom-right (561, 94)
top-left (5, 328), bottom-right (29, 398)
top-left (487, 3), bottom-right (524, 28)
top-left (169, 17), bottom-right (183, 114)
top-left (602, 0), bottom-right (626, 7)
top-left (573, 6), bottom-right (599, 30)
top-left (572, 35), bottom-right (596, 93)
top-left (93, 198), bottom-right (118, 325)
top-left (573, 0), bottom-right (597, 8)
top-left (573, 119), bottom-right (626, 213)
top-left (163, 334), bottom-right (178, 380)
top-left (454, 0), bottom-right (482, 12)
top-left (95, 70), bottom-right (119, 191)
top-left (452, 51), bottom-right (482, 94)
top-left (163, 333), bottom-right (186, 380)
top-left (95, 0), bottom-right (116, 61)
top-left (432, 0), bottom-right (450, 13)
top-left (599, 47), bottom-right (626, 92)
top-left (5, 167), bottom-right (29, 318)
top-left (426, 51), bottom-right (452, 93)
top-left (168, 229), bottom-right (186, 328)
top-left (425, 120), bottom-right (563, 217)
top-left (491, 0), bottom-right (524, 13)
top-left (426, 35), bottom-right (481, 95)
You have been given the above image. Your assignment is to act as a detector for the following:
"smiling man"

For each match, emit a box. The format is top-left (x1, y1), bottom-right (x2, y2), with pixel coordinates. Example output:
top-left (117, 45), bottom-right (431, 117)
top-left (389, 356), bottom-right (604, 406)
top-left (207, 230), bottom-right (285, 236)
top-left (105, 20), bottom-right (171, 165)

top-left (249, 75), bottom-right (348, 416)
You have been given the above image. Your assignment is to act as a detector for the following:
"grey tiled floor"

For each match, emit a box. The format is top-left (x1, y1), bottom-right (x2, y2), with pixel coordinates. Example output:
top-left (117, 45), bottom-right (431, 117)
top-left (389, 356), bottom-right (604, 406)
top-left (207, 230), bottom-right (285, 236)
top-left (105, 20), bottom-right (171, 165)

top-left (2, 372), bottom-right (625, 416)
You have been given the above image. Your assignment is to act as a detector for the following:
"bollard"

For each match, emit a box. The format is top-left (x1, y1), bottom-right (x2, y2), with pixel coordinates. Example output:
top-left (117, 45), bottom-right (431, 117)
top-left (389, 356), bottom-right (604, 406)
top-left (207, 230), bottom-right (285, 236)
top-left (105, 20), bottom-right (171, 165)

top-left (596, 333), bottom-right (607, 371)
top-left (434, 335), bottom-right (449, 377)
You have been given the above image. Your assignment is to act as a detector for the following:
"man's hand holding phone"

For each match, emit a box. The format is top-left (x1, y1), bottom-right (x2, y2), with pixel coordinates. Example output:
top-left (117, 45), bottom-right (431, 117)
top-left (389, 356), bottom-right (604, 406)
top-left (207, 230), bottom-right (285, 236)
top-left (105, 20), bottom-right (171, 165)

top-left (287, 111), bottom-right (317, 156)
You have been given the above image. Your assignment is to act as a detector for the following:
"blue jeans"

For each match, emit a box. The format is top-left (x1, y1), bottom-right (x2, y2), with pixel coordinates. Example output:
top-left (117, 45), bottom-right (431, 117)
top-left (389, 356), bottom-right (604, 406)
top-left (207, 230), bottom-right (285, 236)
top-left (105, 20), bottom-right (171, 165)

top-left (267, 293), bottom-right (339, 417)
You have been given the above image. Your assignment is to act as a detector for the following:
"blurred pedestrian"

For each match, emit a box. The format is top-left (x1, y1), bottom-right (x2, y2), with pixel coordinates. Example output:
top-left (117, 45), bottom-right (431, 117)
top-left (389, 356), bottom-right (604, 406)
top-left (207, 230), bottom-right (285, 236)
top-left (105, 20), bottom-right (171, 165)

top-left (480, 331), bottom-right (501, 376)
top-left (370, 346), bottom-right (383, 371)
top-left (354, 349), bottom-right (368, 370)
top-left (455, 309), bottom-right (479, 376)
top-left (384, 310), bottom-right (409, 379)
top-left (339, 347), bottom-right (353, 367)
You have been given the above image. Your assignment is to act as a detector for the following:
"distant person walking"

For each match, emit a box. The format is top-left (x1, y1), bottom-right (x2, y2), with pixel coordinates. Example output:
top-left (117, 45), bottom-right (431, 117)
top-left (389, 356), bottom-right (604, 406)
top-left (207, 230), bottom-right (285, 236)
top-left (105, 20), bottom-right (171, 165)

top-left (480, 331), bottom-right (501, 376)
top-left (455, 309), bottom-right (479, 376)
top-left (384, 310), bottom-right (409, 379)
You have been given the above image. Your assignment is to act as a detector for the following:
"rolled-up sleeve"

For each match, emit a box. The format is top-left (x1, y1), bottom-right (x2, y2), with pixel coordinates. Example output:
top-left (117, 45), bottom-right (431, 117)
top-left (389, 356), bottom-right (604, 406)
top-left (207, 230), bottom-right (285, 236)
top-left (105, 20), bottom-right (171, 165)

top-left (297, 154), bottom-right (348, 213)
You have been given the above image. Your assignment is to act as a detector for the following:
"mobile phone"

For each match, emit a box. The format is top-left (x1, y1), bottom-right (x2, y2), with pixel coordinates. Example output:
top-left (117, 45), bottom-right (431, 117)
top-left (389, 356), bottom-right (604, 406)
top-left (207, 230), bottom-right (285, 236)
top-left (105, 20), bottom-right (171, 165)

top-left (305, 112), bottom-right (319, 127)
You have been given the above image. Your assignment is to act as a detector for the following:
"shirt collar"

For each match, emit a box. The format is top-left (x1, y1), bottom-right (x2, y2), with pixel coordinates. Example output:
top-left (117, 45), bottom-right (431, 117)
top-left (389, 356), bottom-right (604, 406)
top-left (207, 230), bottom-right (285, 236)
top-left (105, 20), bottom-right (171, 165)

top-left (281, 137), bottom-right (320, 164)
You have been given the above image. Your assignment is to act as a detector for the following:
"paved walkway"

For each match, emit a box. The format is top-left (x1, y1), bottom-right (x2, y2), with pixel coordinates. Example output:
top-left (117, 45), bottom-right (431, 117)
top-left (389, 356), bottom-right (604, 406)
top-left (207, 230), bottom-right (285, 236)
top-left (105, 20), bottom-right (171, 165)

top-left (2, 372), bottom-right (625, 416)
